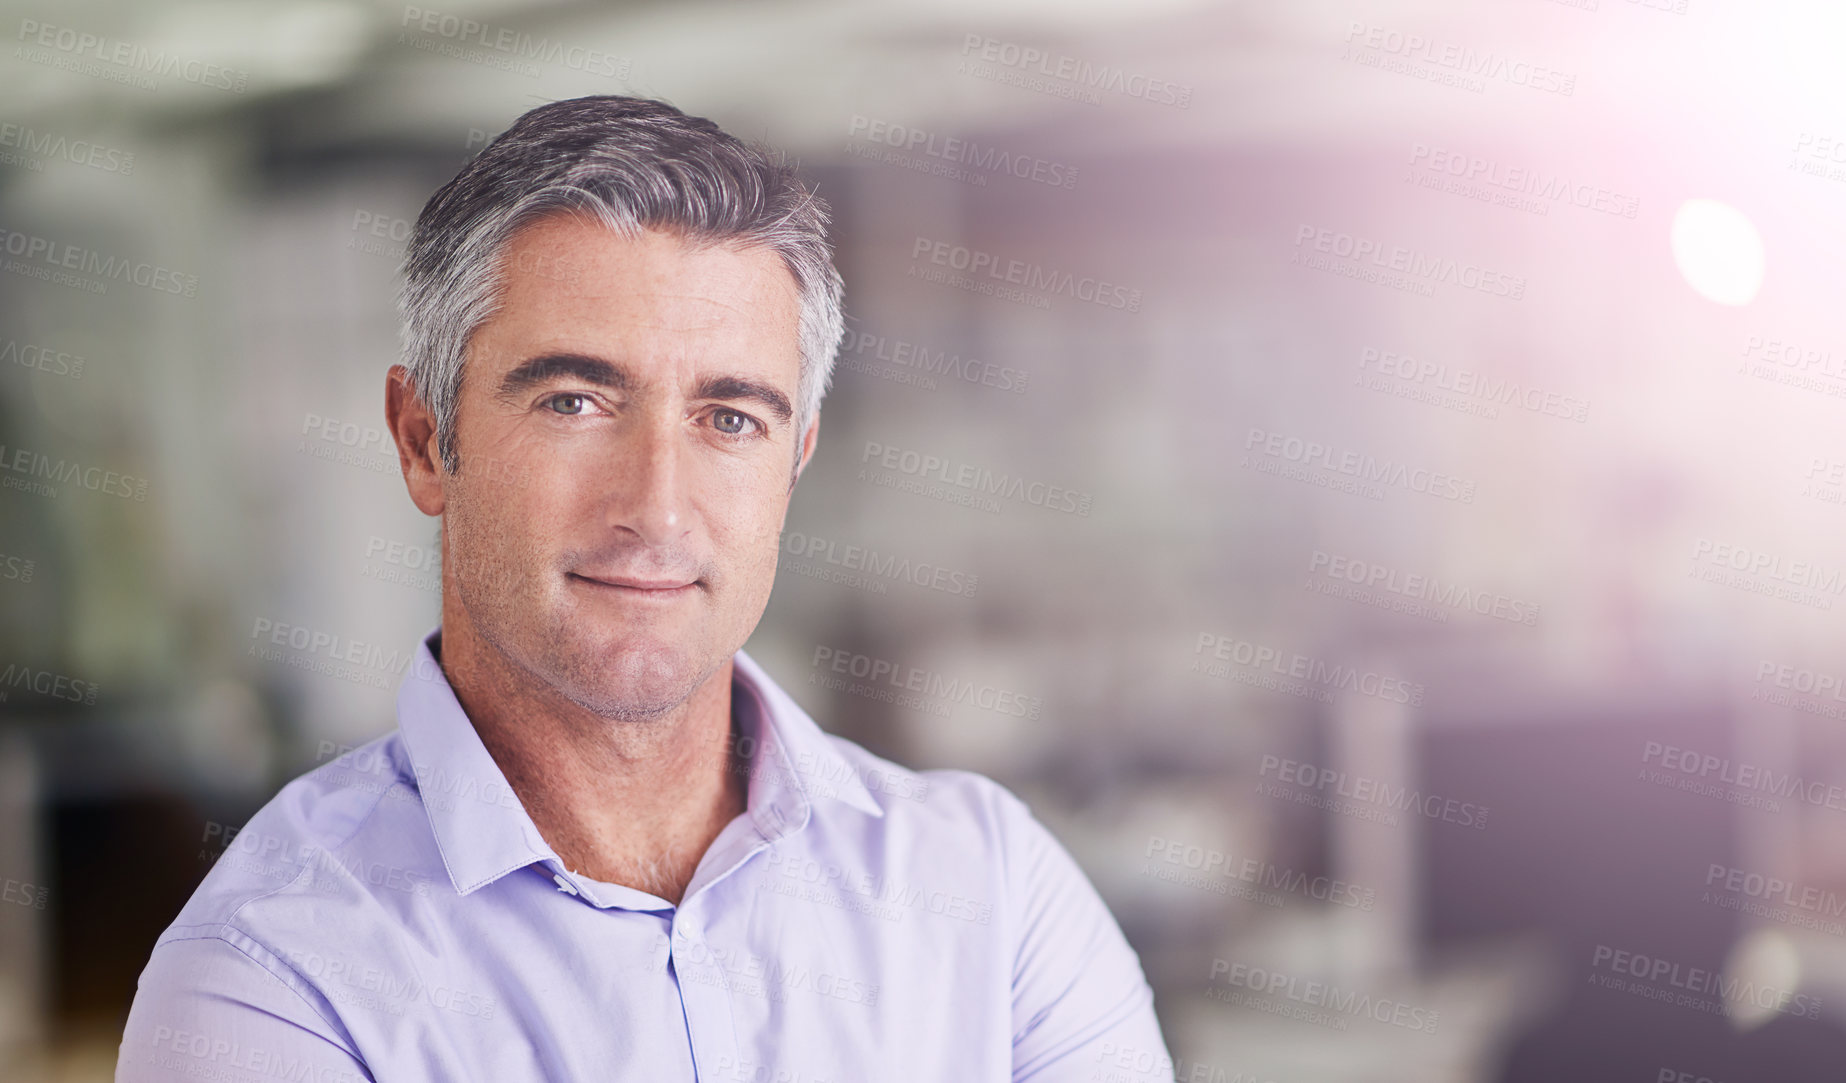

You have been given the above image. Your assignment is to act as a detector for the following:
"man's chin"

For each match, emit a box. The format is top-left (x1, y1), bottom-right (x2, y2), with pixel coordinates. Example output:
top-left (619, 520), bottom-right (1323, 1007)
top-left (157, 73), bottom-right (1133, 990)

top-left (548, 635), bottom-right (713, 720)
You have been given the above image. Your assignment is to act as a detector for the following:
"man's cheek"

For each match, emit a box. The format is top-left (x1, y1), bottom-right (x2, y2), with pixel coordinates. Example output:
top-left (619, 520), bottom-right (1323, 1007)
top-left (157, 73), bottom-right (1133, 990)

top-left (445, 492), bottom-right (538, 602)
top-left (730, 516), bottom-right (783, 582)
top-left (733, 511), bottom-right (791, 599)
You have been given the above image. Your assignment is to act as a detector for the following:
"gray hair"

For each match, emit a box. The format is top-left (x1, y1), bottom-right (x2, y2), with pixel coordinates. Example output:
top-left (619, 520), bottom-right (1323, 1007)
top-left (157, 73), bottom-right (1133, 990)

top-left (398, 95), bottom-right (844, 474)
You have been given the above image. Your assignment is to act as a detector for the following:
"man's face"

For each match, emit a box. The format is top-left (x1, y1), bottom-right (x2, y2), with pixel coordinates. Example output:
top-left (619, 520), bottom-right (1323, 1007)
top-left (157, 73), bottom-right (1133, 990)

top-left (436, 214), bottom-right (810, 719)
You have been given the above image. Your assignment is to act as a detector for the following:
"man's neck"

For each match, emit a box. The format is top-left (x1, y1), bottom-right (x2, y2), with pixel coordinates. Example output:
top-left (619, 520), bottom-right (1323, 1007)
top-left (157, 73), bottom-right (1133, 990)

top-left (433, 623), bottom-right (748, 907)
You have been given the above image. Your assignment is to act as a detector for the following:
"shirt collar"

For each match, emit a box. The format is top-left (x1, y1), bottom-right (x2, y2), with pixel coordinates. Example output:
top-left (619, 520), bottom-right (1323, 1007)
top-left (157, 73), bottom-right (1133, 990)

top-left (394, 629), bottom-right (883, 898)
top-left (395, 630), bottom-right (554, 896)
top-left (731, 646), bottom-right (885, 826)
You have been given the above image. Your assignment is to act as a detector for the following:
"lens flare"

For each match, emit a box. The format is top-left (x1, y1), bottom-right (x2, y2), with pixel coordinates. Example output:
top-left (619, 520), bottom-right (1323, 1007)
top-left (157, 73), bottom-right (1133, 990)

top-left (1671, 199), bottom-right (1766, 306)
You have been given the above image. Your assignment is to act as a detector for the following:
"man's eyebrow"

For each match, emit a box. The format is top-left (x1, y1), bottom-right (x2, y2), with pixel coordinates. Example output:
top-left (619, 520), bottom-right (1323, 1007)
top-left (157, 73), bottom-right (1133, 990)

top-left (695, 375), bottom-right (793, 424)
top-left (496, 354), bottom-right (629, 397)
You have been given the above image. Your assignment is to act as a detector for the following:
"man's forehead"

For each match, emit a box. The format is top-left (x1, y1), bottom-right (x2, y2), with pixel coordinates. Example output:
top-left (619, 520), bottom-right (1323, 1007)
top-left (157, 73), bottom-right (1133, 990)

top-left (500, 215), bottom-right (798, 305)
top-left (478, 219), bottom-right (803, 378)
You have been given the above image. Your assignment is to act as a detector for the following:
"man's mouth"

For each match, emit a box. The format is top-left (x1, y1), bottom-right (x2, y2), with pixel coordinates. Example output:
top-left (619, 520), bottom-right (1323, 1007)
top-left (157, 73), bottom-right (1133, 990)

top-left (567, 572), bottom-right (700, 594)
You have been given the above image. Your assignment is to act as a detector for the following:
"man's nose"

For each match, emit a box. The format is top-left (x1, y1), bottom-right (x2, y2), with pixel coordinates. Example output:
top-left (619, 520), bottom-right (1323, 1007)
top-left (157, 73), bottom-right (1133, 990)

top-left (608, 418), bottom-right (691, 547)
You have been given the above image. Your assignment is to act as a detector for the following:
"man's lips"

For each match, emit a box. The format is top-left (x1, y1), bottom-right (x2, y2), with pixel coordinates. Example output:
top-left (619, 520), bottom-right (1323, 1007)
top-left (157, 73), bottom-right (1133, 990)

top-left (567, 572), bottom-right (700, 592)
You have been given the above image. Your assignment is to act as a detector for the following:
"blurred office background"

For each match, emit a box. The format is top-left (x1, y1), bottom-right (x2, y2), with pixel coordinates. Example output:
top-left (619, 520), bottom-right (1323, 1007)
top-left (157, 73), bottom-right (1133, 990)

top-left (6, 0), bottom-right (1846, 1078)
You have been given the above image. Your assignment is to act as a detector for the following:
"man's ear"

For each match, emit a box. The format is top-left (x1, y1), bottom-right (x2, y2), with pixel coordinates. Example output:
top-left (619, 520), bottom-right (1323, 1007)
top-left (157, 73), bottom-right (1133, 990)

top-left (790, 414), bottom-right (820, 490)
top-left (386, 365), bottom-right (447, 516)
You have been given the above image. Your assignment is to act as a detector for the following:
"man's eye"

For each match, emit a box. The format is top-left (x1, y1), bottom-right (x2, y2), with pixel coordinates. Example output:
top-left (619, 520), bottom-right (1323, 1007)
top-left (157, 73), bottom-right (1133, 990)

top-left (712, 409), bottom-right (753, 435)
top-left (548, 394), bottom-right (588, 415)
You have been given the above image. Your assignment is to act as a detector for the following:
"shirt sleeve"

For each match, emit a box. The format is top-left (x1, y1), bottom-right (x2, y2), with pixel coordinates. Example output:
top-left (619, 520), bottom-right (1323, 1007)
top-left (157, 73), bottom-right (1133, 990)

top-left (1003, 793), bottom-right (1176, 1083)
top-left (116, 930), bottom-right (374, 1083)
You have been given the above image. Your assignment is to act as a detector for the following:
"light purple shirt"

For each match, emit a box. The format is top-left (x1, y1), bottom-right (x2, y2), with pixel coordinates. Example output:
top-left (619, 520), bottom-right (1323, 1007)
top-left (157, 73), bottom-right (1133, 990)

top-left (117, 630), bottom-right (1173, 1081)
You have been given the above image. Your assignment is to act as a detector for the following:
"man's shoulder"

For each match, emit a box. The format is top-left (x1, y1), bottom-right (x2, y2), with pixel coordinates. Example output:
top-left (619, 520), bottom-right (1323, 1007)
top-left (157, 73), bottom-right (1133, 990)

top-left (741, 647), bottom-right (1034, 832)
top-left (808, 729), bottom-right (1039, 841)
top-left (799, 733), bottom-right (1112, 946)
top-left (159, 730), bottom-right (438, 950)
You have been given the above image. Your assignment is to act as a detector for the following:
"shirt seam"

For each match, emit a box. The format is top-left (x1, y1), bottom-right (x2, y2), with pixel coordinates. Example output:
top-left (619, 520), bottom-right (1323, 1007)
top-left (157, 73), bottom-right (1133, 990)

top-left (314, 760), bottom-right (404, 856)
top-left (207, 770), bottom-right (400, 930)
top-left (156, 771), bottom-right (404, 1034)
top-left (153, 925), bottom-right (368, 1060)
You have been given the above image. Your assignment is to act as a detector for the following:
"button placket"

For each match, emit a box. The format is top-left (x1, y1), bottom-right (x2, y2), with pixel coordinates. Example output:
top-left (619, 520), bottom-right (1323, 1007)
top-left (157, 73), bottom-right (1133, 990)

top-left (669, 902), bottom-right (741, 1078)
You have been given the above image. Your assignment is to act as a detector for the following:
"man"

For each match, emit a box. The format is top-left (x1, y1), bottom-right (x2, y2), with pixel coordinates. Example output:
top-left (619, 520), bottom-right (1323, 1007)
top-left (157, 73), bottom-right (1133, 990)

top-left (118, 95), bottom-right (1173, 1081)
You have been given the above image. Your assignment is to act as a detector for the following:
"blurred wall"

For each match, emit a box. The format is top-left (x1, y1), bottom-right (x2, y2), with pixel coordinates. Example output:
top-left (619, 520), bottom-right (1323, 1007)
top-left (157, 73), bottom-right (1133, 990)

top-left (5, 0), bottom-right (1846, 1080)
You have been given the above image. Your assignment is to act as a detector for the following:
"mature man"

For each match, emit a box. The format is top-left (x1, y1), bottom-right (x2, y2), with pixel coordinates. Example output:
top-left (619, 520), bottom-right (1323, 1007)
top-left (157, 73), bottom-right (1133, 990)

top-left (118, 96), bottom-right (1172, 1081)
